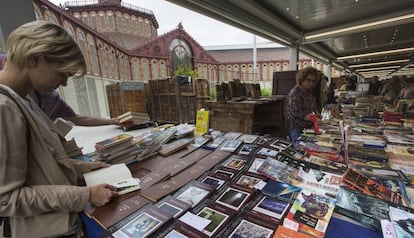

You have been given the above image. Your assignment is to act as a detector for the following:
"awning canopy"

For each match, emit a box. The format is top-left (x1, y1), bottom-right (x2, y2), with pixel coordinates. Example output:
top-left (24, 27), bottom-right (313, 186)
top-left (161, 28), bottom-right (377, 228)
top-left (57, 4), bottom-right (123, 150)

top-left (167, 0), bottom-right (414, 78)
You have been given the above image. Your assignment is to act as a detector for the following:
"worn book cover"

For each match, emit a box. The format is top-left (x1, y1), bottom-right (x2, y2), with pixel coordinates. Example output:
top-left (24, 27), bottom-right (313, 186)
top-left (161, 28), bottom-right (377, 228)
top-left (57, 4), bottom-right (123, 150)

top-left (85, 194), bottom-right (150, 229)
top-left (283, 189), bottom-right (335, 237)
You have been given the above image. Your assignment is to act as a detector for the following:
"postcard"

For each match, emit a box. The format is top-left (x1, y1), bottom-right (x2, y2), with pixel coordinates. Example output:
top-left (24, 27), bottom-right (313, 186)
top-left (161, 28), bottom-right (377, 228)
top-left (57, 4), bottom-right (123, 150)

top-left (179, 212), bottom-right (211, 231)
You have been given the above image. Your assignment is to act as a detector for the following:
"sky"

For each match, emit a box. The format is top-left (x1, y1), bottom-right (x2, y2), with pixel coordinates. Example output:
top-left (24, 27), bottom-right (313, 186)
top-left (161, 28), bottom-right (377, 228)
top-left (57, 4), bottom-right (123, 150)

top-left (48, 0), bottom-right (271, 47)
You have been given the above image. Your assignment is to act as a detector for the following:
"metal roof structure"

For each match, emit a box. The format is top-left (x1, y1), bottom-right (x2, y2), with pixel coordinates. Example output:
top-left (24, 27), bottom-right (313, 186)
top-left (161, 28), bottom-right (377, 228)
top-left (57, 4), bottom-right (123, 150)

top-left (167, 0), bottom-right (414, 78)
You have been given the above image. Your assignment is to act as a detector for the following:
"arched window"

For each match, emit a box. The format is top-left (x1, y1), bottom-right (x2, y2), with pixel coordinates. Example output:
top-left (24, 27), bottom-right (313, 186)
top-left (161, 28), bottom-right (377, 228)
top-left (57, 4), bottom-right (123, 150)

top-left (87, 35), bottom-right (99, 75)
top-left (168, 38), bottom-right (193, 74)
top-left (124, 14), bottom-right (130, 33)
top-left (132, 16), bottom-right (138, 34)
top-left (99, 11), bottom-right (105, 31)
top-left (107, 12), bottom-right (114, 31)
top-left (116, 12), bottom-right (123, 31)
top-left (91, 12), bottom-right (97, 30)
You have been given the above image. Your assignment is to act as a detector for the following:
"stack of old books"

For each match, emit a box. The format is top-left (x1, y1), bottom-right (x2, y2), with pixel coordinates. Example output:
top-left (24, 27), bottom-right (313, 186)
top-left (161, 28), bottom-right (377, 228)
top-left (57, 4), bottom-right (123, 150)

top-left (95, 134), bottom-right (139, 164)
top-left (117, 111), bottom-right (152, 131)
top-left (63, 138), bottom-right (83, 158)
top-left (117, 111), bottom-right (150, 124)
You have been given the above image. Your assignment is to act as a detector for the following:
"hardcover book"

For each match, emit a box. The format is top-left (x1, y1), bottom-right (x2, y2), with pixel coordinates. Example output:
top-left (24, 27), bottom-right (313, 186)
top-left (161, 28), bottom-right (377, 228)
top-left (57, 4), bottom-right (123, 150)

top-left (269, 139), bottom-right (291, 150)
top-left (158, 138), bottom-right (193, 156)
top-left (388, 206), bottom-right (414, 238)
top-left (304, 154), bottom-right (348, 174)
top-left (223, 131), bottom-right (243, 140)
top-left (247, 158), bottom-right (266, 174)
top-left (85, 194), bottom-right (150, 229)
top-left (222, 154), bottom-right (248, 171)
top-left (255, 146), bottom-right (280, 158)
top-left (272, 226), bottom-right (313, 238)
top-left (215, 185), bottom-right (254, 211)
top-left (83, 163), bottom-right (140, 195)
top-left (235, 174), bottom-right (265, 190)
top-left (238, 134), bottom-right (260, 144)
top-left (251, 195), bottom-right (290, 222)
top-left (298, 169), bottom-right (342, 198)
top-left (238, 143), bottom-right (259, 156)
top-left (111, 204), bottom-right (173, 238)
top-left (174, 180), bottom-right (216, 208)
top-left (228, 219), bottom-right (274, 238)
top-left (335, 186), bottom-right (389, 231)
top-left (257, 157), bottom-right (303, 186)
top-left (219, 139), bottom-right (243, 152)
top-left (342, 168), bottom-right (404, 204)
top-left (261, 180), bottom-right (302, 203)
top-left (95, 134), bottom-right (133, 151)
top-left (283, 189), bottom-right (335, 237)
top-left (194, 202), bottom-right (235, 237)
top-left (155, 195), bottom-right (191, 218)
top-left (199, 173), bottom-right (228, 190)
top-left (275, 154), bottom-right (319, 172)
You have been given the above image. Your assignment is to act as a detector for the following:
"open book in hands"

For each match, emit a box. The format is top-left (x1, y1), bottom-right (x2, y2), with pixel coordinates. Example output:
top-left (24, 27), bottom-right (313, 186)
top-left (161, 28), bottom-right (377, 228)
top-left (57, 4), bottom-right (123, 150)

top-left (83, 163), bottom-right (140, 195)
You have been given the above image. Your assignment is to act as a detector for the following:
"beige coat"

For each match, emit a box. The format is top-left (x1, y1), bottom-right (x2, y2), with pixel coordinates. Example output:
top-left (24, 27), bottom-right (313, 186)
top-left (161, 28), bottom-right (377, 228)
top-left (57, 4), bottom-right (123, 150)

top-left (0, 85), bottom-right (91, 238)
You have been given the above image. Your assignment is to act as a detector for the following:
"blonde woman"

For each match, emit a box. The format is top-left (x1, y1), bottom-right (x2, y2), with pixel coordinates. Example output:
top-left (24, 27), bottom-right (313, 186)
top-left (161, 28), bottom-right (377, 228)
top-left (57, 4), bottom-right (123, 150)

top-left (0, 21), bottom-right (117, 237)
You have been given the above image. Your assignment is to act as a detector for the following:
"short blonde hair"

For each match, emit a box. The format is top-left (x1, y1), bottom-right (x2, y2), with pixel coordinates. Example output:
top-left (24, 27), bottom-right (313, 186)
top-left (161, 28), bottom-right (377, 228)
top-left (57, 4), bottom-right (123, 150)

top-left (5, 20), bottom-right (86, 76)
top-left (296, 66), bottom-right (318, 85)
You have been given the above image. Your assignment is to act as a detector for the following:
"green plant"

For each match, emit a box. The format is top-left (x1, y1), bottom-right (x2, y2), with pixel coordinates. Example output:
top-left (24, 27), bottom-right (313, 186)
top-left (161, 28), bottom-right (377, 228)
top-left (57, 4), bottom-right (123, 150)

top-left (174, 65), bottom-right (199, 78)
top-left (261, 87), bottom-right (272, 96)
top-left (210, 88), bottom-right (217, 100)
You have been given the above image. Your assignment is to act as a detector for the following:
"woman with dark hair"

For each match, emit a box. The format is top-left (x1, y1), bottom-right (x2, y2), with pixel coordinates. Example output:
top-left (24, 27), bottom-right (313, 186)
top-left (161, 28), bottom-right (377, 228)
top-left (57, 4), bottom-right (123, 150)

top-left (285, 67), bottom-right (320, 145)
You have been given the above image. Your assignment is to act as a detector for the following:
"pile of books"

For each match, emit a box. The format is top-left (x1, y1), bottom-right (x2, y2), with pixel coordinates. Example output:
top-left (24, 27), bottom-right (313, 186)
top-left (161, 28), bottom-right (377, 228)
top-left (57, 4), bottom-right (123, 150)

top-left (95, 134), bottom-right (139, 164)
top-left (117, 111), bottom-right (152, 131)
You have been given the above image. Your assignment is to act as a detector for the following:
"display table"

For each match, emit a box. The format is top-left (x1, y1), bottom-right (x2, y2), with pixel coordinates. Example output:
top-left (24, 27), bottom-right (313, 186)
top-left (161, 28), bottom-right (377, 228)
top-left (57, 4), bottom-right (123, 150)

top-left (69, 125), bottom-right (382, 238)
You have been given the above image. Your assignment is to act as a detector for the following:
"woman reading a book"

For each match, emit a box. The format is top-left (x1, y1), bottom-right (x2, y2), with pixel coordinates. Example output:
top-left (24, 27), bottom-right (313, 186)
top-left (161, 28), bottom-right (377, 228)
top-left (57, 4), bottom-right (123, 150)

top-left (285, 67), bottom-right (321, 146)
top-left (0, 20), bottom-right (117, 237)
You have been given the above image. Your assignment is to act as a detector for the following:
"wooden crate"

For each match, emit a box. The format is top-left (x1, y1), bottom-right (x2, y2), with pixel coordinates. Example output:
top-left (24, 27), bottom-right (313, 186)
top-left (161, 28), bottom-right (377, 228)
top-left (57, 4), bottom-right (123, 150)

top-left (106, 81), bottom-right (146, 118)
top-left (203, 96), bottom-right (286, 134)
top-left (148, 78), bottom-right (210, 124)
